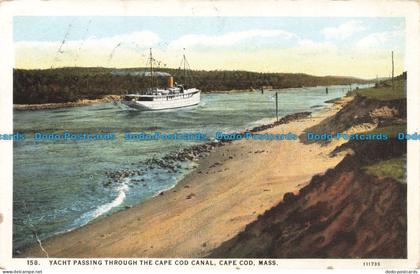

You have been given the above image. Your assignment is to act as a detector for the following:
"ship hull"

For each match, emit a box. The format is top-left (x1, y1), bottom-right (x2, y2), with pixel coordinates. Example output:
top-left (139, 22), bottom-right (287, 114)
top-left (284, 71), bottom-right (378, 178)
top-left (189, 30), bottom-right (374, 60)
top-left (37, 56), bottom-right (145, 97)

top-left (122, 90), bottom-right (201, 111)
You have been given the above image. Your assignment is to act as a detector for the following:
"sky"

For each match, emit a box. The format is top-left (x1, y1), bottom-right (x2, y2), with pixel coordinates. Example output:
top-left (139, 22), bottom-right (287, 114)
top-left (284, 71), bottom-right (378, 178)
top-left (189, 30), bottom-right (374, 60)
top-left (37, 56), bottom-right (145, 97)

top-left (14, 16), bottom-right (405, 79)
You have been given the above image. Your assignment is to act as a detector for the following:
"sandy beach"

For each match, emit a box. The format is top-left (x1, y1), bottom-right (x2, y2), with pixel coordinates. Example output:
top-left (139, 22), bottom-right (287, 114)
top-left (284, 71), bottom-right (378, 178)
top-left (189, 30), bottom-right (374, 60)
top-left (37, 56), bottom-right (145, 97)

top-left (21, 98), bottom-right (352, 258)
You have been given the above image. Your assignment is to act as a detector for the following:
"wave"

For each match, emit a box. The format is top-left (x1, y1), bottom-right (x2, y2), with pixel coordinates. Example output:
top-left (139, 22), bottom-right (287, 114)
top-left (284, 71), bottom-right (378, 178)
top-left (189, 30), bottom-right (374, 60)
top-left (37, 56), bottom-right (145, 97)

top-left (79, 181), bottom-right (129, 223)
top-left (57, 178), bottom-right (130, 235)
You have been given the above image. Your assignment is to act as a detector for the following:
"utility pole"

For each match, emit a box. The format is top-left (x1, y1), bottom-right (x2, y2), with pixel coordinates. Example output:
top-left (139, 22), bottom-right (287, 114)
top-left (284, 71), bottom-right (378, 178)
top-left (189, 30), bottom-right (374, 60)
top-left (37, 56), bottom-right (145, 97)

top-left (183, 48), bottom-right (187, 87)
top-left (275, 92), bottom-right (279, 122)
top-left (391, 51), bottom-right (394, 90)
top-left (149, 48), bottom-right (154, 91)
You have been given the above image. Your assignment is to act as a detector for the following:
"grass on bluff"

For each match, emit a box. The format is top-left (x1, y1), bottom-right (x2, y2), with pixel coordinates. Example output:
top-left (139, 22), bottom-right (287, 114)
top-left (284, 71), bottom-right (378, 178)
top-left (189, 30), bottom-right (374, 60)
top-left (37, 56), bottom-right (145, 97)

top-left (366, 124), bottom-right (406, 137)
top-left (356, 79), bottom-right (406, 101)
top-left (362, 156), bottom-right (406, 184)
top-left (352, 78), bottom-right (406, 183)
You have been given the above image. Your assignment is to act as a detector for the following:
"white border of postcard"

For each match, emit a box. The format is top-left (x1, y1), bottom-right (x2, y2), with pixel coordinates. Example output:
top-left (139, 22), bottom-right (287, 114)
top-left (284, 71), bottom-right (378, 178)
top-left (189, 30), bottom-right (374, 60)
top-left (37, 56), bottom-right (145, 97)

top-left (0, 0), bottom-right (419, 272)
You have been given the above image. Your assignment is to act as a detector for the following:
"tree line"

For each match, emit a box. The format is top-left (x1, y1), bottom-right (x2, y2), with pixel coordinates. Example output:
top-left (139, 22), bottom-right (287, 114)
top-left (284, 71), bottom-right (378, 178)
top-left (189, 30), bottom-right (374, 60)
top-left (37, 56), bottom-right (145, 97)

top-left (13, 67), bottom-right (371, 104)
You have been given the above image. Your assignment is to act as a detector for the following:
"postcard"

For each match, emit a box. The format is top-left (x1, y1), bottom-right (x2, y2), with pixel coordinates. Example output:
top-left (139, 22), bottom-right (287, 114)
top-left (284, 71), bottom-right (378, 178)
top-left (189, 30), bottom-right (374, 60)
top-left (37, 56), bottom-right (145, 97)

top-left (0, 0), bottom-right (419, 273)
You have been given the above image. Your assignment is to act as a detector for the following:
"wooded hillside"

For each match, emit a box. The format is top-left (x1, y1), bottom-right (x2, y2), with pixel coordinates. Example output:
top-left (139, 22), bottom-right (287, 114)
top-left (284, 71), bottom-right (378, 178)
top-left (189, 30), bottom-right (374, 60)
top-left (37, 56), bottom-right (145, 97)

top-left (14, 67), bottom-right (371, 104)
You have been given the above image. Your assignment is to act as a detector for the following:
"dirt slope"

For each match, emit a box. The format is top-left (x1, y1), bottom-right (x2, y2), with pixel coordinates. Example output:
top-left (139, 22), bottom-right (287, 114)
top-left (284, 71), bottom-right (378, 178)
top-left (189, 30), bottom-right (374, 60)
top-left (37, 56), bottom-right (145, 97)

top-left (210, 93), bottom-right (407, 258)
top-left (210, 140), bottom-right (406, 258)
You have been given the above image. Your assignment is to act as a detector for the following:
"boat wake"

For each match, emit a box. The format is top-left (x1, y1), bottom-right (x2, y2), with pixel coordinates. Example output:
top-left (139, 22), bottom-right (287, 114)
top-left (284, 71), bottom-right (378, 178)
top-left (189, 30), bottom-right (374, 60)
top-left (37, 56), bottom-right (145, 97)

top-left (59, 178), bottom-right (130, 235)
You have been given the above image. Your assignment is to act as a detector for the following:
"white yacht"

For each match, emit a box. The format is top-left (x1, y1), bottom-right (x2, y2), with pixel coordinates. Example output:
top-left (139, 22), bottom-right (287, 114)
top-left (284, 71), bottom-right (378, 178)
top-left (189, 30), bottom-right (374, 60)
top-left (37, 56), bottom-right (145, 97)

top-left (122, 49), bottom-right (201, 110)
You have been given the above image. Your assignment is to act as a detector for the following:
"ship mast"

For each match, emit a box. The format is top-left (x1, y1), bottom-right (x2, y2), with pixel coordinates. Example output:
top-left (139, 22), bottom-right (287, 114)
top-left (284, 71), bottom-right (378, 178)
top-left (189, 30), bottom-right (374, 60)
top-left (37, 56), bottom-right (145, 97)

top-left (180, 48), bottom-right (192, 88)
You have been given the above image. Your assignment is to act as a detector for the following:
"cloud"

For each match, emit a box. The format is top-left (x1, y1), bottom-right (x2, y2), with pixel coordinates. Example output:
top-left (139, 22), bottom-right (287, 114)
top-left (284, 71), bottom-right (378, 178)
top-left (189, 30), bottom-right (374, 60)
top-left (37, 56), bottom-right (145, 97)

top-left (15, 31), bottom-right (160, 52)
top-left (356, 30), bottom-right (404, 48)
top-left (86, 31), bottom-right (160, 49)
top-left (15, 31), bottom-right (160, 68)
top-left (168, 29), bottom-right (298, 49)
top-left (321, 20), bottom-right (365, 40)
top-left (297, 39), bottom-right (337, 52)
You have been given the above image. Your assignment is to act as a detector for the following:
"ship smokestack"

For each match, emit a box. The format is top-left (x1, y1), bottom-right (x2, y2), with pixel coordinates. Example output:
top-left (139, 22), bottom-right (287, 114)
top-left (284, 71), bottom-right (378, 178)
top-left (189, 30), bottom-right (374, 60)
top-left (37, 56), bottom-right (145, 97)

top-left (167, 76), bottom-right (174, 88)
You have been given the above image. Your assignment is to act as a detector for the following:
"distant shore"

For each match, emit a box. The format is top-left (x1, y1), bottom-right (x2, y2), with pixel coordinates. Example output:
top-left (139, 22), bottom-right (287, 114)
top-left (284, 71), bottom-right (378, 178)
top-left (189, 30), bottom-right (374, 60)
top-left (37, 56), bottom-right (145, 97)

top-left (12, 89), bottom-right (264, 111)
top-left (19, 97), bottom-right (352, 258)
top-left (12, 84), bottom-right (360, 111)
top-left (13, 95), bottom-right (122, 111)
top-left (14, 67), bottom-right (371, 108)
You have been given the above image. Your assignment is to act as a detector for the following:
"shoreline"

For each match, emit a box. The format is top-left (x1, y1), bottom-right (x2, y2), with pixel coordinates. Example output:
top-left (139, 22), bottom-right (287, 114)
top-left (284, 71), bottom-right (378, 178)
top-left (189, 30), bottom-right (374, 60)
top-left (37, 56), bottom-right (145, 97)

top-left (13, 83), bottom-right (365, 111)
top-left (14, 111), bottom-right (312, 253)
top-left (12, 90), bottom-right (261, 110)
top-left (18, 97), bottom-right (352, 258)
top-left (13, 95), bottom-right (122, 111)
